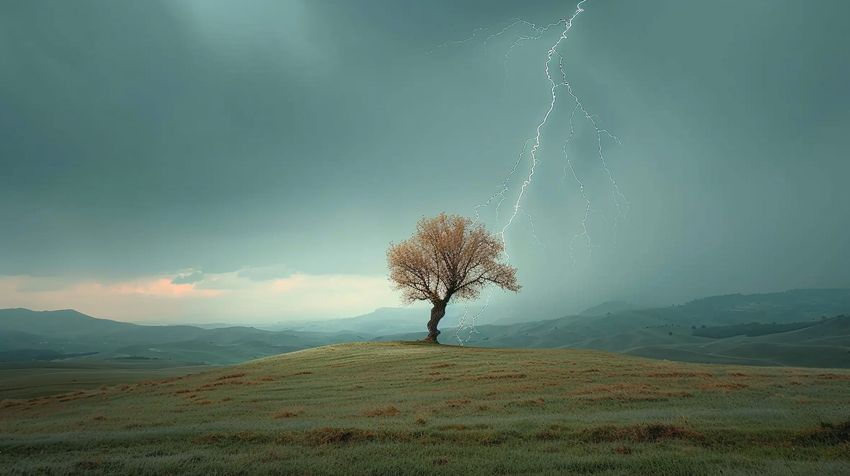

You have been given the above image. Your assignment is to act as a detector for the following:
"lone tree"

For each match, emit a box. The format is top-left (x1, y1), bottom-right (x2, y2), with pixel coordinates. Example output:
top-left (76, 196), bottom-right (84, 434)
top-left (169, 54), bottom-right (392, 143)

top-left (387, 213), bottom-right (520, 343)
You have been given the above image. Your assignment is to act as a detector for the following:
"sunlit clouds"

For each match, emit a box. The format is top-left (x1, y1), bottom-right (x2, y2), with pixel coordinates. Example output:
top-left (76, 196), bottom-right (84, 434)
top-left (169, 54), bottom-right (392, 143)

top-left (0, 268), bottom-right (397, 324)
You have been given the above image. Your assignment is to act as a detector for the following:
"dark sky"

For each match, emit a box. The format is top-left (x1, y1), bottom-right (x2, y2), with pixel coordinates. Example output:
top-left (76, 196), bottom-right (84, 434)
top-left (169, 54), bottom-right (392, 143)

top-left (1, 0), bottom-right (848, 323)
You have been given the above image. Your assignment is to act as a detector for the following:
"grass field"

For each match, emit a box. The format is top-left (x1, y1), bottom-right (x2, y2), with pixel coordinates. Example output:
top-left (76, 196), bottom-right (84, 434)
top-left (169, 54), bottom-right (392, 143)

top-left (0, 360), bottom-right (213, 400)
top-left (2, 342), bottom-right (849, 475)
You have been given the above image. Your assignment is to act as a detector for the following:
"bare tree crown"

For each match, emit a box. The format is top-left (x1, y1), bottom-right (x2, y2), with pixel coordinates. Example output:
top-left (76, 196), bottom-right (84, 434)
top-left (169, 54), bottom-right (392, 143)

top-left (387, 213), bottom-right (520, 305)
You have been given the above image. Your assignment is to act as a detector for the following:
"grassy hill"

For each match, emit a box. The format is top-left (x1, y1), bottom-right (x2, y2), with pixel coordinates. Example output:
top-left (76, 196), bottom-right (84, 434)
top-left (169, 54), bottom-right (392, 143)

top-left (0, 359), bottom-right (211, 400)
top-left (2, 343), bottom-right (849, 475)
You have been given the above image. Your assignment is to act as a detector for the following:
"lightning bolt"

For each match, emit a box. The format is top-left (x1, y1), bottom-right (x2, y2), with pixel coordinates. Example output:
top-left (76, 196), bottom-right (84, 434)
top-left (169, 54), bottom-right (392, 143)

top-left (565, 139), bottom-right (594, 263)
top-left (555, 53), bottom-right (628, 239)
top-left (455, 293), bottom-right (489, 345)
top-left (488, 19), bottom-right (564, 84)
top-left (558, 99), bottom-right (595, 264)
top-left (432, 0), bottom-right (627, 345)
top-left (499, 1), bottom-right (589, 246)
top-left (472, 139), bottom-right (532, 224)
top-left (520, 208), bottom-right (544, 247)
top-left (426, 27), bottom-right (486, 55)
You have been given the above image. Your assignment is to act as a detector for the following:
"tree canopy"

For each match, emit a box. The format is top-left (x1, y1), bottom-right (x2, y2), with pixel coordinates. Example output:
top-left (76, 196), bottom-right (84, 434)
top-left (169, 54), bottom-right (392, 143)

top-left (387, 213), bottom-right (520, 342)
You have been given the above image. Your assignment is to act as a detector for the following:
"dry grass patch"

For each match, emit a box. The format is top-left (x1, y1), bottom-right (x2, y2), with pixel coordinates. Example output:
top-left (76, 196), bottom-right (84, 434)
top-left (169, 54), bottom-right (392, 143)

top-left (796, 420), bottom-right (850, 445)
top-left (437, 424), bottom-right (469, 431)
top-left (569, 383), bottom-right (692, 402)
top-left (817, 373), bottom-right (850, 381)
top-left (75, 460), bottom-right (105, 471)
top-left (193, 431), bottom-right (269, 445)
top-left (444, 423), bottom-right (490, 431)
top-left (515, 397), bottom-right (545, 407)
top-left (273, 408), bottom-right (304, 419)
top-left (430, 363), bottom-right (455, 369)
top-left (445, 398), bottom-right (471, 407)
top-left (200, 378), bottom-right (257, 389)
top-left (216, 373), bottom-right (247, 381)
top-left (363, 405), bottom-right (400, 417)
top-left (475, 372), bottom-right (527, 380)
top-left (304, 427), bottom-right (380, 446)
top-left (581, 423), bottom-right (704, 443)
top-left (698, 382), bottom-right (749, 392)
top-left (648, 371), bottom-right (713, 378)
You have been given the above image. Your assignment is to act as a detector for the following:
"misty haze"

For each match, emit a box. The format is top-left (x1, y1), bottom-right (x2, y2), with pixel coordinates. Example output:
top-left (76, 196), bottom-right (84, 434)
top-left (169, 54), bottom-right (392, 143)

top-left (1, 1), bottom-right (848, 475)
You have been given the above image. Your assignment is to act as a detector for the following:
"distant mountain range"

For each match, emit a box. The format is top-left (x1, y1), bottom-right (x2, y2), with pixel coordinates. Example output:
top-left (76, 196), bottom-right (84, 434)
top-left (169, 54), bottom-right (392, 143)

top-left (0, 309), bottom-right (360, 364)
top-left (579, 300), bottom-right (639, 316)
top-left (1, 288), bottom-right (849, 367)
top-left (375, 289), bottom-right (850, 368)
top-left (262, 307), bottom-right (460, 335)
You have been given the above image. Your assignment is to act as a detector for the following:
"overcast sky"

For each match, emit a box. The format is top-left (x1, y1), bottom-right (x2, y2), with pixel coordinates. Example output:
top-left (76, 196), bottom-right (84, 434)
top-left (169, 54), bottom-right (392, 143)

top-left (1, 0), bottom-right (848, 324)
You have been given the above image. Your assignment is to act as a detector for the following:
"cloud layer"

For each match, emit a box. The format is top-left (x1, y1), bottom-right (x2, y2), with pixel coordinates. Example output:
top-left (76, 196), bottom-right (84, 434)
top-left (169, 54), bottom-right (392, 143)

top-left (0, 269), bottom-right (397, 324)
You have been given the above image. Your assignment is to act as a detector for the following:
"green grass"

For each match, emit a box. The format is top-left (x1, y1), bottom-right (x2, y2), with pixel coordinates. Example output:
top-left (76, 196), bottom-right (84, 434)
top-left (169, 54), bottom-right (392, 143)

top-left (0, 360), bottom-right (213, 399)
top-left (2, 342), bottom-right (849, 475)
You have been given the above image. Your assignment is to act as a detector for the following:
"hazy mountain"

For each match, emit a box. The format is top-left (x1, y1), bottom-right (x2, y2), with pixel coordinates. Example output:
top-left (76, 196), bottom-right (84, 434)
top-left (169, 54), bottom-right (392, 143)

top-left (264, 307), bottom-right (461, 335)
top-left (376, 289), bottom-right (850, 368)
top-left (0, 309), bottom-right (357, 364)
top-left (2, 289), bottom-right (849, 367)
top-left (655, 289), bottom-right (850, 326)
top-left (580, 300), bottom-right (637, 316)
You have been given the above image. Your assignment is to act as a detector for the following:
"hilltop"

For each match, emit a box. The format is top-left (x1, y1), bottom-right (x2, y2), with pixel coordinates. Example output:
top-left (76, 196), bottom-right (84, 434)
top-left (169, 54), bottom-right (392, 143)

top-left (2, 343), bottom-right (849, 474)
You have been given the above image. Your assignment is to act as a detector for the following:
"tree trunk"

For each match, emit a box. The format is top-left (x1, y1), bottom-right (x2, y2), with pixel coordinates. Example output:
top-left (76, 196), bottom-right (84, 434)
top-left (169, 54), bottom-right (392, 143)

top-left (424, 300), bottom-right (447, 343)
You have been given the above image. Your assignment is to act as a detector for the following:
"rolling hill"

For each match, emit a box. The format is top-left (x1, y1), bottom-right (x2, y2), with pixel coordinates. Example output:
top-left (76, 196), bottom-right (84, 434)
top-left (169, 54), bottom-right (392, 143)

top-left (0, 308), bottom-right (358, 364)
top-left (2, 288), bottom-right (849, 368)
top-left (266, 307), bottom-right (461, 335)
top-left (1, 343), bottom-right (848, 474)
top-left (377, 289), bottom-right (850, 368)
